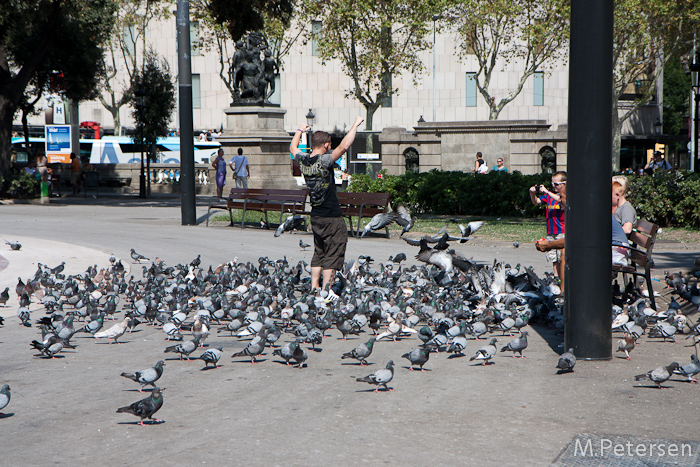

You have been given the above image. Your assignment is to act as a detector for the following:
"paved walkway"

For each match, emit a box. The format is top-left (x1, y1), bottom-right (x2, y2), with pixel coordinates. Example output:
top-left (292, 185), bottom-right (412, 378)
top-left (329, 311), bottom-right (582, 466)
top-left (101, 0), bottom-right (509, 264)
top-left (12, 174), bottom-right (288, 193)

top-left (1, 195), bottom-right (699, 466)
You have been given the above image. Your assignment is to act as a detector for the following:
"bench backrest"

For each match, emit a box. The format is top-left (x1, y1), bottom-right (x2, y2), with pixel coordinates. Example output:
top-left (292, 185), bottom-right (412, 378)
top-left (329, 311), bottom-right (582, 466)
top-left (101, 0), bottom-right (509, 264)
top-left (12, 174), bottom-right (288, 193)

top-left (227, 188), bottom-right (307, 203)
top-left (628, 219), bottom-right (658, 269)
top-left (337, 191), bottom-right (391, 207)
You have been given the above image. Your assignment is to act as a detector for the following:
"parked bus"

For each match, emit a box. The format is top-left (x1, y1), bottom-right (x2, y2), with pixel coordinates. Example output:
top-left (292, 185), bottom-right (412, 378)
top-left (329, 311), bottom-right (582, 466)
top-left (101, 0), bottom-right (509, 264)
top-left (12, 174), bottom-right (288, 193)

top-left (11, 136), bottom-right (220, 165)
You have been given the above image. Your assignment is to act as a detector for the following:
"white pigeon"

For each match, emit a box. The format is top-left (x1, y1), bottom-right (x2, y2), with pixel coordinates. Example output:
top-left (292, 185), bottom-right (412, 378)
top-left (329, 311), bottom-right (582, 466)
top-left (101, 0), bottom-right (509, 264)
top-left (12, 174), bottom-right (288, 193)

top-left (94, 317), bottom-right (131, 344)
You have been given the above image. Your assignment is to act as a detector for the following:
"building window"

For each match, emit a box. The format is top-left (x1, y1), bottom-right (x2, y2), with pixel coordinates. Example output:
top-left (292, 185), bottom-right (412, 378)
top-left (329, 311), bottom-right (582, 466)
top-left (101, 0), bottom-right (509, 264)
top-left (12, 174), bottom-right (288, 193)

top-left (533, 71), bottom-right (544, 106)
top-left (312, 21), bottom-right (322, 56)
top-left (466, 72), bottom-right (477, 107)
top-left (404, 148), bottom-right (419, 174)
top-left (192, 74), bottom-right (201, 108)
top-left (190, 21), bottom-right (200, 56)
top-left (123, 25), bottom-right (136, 57)
top-left (540, 146), bottom-right (556, 174)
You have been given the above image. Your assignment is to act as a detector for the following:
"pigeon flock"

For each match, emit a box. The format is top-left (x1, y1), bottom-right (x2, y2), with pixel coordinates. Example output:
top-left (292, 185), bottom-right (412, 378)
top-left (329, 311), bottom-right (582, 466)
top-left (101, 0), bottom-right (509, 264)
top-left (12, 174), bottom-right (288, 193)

top-left (2, 224), bottom-right (700, 427)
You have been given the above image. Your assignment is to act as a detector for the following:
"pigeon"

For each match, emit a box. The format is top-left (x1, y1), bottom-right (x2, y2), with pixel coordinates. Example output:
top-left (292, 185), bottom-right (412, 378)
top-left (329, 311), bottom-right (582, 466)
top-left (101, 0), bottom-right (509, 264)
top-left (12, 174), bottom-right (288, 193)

top-left (275, 214), bottom-right (306, 237)
top-left (395, 205), bottom-right (415, 235)
top-left (130, 249), bottom-right (150, 263)
top-left (162, 323), bottom-right (182, 341)
top-left (0, 287), bottom-right (9, 306)
top-left (116, 388), bottom-right (164, 426)
top-left (231, 331), bottom-right (267, 364)
top-left (388, 253), bottom-right (407, 264)
top-left (455, 220), bottom-right (484, 239)
top-left (199, 347), bottom-right (223, 369)
top-left (5, 240), bottom-right (21, 250)
top-left (289, 341), bottom-right (308, 368)
top-left (94, 317), bottom-right (131, 344)
top-left (299, 239), bottom-right (310, 251)
top-left (615, 333), bottom-right (636, 360)
top-left (341, 337), bottom-right (376, 366)
top-left (356, 360), bottom-right (394, 392)
top-left (273, 341), bottom-right (298, 366)
top-left (360, 212), bottom-right (401, 238)
top-left (556, 348), bottom-right (576, 373)
top-left (120, 361), bottom-right (165, 392)
top-left (164, 337), bottom-right (200, 361)
top-left (402, 347), bottom-right (432, 371)
top-left (75, 313), bottom-right (105, 336)
top-left (500, 331), bottom-right (528, 358)
top-left (673, 355), bottom-right (700, 383)
top-left (513, 241), bottom-right (519, 248)
top-left (0, 384), bottom-right (10, 414)
top-left (470, 338), bottom-right (498, 365)
top-left (635, 362), bottom-right (680, 389)
top-left (17, 307), bottom-right (31, 327)
top-left (30, 335), bottom-right (74, 358)
top-left (447, 335), bottom-right (468, 356)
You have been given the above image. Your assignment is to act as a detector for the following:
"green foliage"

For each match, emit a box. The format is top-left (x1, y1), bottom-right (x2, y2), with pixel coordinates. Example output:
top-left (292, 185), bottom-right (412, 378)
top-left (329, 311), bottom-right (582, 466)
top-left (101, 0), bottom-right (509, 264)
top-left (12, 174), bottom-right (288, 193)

top-left (348, 170), bottom-right (550, 217)
top-left (8, 170), bottom-right (40, 199)
top-left (129, 50), bottom-right (176, 159)
top-left (662, 54), bottom-right (691, 138)
top-left (206, 0), bottom-right (294, 42)
top-left (628, 172), bottom-right (700, 228)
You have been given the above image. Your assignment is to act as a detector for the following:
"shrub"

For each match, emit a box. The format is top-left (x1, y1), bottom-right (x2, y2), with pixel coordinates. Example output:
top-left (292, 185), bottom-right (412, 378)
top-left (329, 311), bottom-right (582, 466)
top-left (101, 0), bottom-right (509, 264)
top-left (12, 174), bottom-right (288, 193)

top-left (8, 170), bottom-right (40, 199)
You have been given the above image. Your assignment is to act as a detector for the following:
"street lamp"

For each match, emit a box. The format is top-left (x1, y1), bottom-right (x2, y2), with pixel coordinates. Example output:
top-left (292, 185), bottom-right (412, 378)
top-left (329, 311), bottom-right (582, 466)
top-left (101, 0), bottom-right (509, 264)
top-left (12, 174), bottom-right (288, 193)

top-left (135, 85), bottom-right (147, 199)
top-left (654, 118), bottom-right (662, 137)
top-left (432, 14), bottom-right (439, 122)
top-left (305, 109), bottom-right (315, 154)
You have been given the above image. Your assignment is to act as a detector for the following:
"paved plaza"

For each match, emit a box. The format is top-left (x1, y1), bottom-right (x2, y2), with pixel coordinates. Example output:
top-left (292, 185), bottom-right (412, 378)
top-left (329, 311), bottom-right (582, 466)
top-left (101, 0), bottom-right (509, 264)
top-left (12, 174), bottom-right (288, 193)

top-left (1, 195), bottom-right (699, 466)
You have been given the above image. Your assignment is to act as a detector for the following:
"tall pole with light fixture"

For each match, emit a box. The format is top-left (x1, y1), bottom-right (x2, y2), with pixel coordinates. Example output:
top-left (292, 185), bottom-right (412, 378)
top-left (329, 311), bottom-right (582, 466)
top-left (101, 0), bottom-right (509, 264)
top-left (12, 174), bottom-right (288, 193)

top-left (305, 108), bottom-right (315, 153)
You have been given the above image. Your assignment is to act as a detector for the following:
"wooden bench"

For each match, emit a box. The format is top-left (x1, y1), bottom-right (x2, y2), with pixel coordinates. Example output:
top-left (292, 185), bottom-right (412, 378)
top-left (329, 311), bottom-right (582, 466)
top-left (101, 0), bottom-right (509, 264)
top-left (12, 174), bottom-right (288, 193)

top-left (612, 219), bottom-right (659, 309)
top-left (337, 191), bottom-right (391, 238)
top-left (206, 188), bottom-right (309, 228)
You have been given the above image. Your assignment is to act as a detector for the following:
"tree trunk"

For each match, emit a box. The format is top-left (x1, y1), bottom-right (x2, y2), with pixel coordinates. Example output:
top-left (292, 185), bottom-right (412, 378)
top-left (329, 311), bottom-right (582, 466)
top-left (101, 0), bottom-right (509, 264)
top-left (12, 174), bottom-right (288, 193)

top-left (0, 95), bottom-right (19, 182)
top-left (611, 104), bottom-right (622, 172)
top-left (363, 104), bottom-right (378, 155)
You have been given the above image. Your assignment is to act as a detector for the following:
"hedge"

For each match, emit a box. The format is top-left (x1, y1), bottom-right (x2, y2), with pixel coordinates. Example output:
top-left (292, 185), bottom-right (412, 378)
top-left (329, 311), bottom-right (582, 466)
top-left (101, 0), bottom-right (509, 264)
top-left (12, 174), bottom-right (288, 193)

top-left (347, 169), bottom-right (700, 229)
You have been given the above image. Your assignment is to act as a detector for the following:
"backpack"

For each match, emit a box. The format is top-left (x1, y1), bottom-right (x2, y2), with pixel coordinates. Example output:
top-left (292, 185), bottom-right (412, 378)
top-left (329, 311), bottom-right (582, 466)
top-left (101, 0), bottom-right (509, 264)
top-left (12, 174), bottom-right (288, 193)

top-left (478, 163), bottom-right (489, 174)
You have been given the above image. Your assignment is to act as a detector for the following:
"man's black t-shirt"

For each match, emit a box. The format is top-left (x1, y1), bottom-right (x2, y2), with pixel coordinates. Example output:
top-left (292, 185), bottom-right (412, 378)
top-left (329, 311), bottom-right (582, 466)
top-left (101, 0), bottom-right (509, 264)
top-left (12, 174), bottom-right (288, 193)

top-left (295, 151), bottom-right (342, 217)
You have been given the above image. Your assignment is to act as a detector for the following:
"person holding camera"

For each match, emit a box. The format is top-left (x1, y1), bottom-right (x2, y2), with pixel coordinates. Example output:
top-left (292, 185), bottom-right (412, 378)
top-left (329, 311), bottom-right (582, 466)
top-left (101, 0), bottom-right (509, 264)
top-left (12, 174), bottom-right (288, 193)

top-left (529, 171), bottom-right (567, 283)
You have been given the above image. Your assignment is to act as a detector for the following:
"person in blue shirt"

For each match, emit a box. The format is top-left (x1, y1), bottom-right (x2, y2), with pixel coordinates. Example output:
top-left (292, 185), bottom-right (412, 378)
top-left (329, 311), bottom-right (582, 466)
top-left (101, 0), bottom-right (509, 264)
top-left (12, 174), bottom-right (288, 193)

top-left (492, 157), bottom-right (507, 172)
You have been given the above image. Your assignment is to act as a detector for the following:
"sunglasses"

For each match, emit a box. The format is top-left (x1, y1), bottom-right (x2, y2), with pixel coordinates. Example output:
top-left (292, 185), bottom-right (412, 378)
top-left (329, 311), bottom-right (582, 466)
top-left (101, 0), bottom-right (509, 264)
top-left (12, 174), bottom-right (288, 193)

top-left (552, 182), bottom-right (566, 186)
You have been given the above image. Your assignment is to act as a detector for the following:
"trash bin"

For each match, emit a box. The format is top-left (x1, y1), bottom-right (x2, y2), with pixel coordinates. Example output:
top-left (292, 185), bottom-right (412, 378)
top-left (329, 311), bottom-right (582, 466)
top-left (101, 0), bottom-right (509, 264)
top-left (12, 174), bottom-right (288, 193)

top-left (41, 181), bottom-right (49, 198)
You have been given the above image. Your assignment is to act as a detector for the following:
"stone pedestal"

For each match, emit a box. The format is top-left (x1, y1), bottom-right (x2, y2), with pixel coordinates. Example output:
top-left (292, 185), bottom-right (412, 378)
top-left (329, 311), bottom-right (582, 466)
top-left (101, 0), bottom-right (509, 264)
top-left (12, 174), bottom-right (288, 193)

top-left (219, 107), bottom-right (296, 189)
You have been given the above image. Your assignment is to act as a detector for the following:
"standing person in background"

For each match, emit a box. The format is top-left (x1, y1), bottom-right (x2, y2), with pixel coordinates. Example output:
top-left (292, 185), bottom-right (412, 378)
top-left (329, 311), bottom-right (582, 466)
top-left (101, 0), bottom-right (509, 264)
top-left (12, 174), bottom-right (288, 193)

top-left (529, 171), bottom-right (567, 283)
top-left (289, 116), bottom-right (364, 299)
top-left (612, 175), bottom-right (637, 236)
top-left (644, 151), bottom-right (671, 174)
top-left (70, 152), bottom-right (81, 195)
top-left (492, 157), bottom-right (507, 172)
top-left (212, 148), bottom-right (227, 200)
top-left (474, 152), bottom-right (488, 173)
top-left (230, 148), bottom-right (250, 189)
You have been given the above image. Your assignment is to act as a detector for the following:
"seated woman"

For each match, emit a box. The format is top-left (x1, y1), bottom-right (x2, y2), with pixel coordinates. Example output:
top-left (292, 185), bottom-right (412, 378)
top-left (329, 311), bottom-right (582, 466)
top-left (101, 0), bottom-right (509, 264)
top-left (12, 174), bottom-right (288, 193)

top-left (612, 175), bottom-right (637, 236)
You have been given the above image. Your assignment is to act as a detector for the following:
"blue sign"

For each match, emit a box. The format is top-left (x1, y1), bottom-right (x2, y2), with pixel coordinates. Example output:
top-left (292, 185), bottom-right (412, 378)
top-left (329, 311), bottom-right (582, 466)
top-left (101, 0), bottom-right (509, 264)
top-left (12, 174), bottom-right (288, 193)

top-left (45, 125), bottom-right (71, 163)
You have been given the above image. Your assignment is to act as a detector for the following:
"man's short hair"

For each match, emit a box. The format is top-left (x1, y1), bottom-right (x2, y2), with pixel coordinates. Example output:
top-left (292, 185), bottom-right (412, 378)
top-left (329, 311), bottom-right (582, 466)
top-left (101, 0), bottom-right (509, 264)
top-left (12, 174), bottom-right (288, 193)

top-left (476, 152), bottom-right (483, 158)
top-left (553, 171), bottom-right (567, 181)
top-left (311, 131), bottom-right (331, 150)
top-left (237, 148), bottom-right (243, 155)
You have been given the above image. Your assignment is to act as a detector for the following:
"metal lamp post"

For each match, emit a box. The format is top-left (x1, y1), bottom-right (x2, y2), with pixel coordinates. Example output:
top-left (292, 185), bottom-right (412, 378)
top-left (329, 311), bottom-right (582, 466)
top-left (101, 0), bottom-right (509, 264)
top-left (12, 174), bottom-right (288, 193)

top-left (305, 108), bottom-right (315, 153)
top-left (135, 85), bottom-right (147, 199)
top-left (693, 79), bottom-right (699, 173)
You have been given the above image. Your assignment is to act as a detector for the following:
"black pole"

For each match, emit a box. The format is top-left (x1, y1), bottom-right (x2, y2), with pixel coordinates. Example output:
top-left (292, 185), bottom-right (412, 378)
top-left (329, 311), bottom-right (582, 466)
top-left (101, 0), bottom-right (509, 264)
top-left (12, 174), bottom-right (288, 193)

top-left (564, 0), bottom-right (614, 359)
top-left (177, 0), bottom-right (196, 225)
top-left (139, 125), bottom-right (145, 198)
top-left (695, 91), bottom-right (699, 173)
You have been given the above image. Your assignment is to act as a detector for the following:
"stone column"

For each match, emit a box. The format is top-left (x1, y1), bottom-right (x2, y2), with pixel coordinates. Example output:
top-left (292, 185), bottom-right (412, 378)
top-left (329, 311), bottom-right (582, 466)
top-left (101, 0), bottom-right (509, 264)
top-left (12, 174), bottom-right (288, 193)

top-left (220, 107), bottom-right (297, 190)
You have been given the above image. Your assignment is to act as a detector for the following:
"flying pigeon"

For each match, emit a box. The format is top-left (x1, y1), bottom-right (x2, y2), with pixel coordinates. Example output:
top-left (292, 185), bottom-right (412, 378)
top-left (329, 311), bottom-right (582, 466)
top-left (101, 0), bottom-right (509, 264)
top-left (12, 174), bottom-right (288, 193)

top-left (556, 348), bottom-right (576, 373)
top-left (120, 360), bottom-right (165, 392)
top-left (130, 249), bottom-right (150, 263)
top-left (94, 317), bottom-right (131, 344)
top-left (199, 347), bottom-right (223, 369)
top-left (164, 337), bottom-right (200, 361)
top-left (356, 360), bottom-right (394, 392)
top-left (500, 331), bottom-right (528, 358)
top-left (275, 215), bottom-right (306, 237)
top-left (673, 355), bottom-right (700, 383)
top-left (0, 384), bottom-right (10, 414)
top-left (469, 338), bottom-right (498, 365)
top-left (116, 388), bottom-right (164, 426)
top-left (341, 337), bottom-right (376, 366)
top-left (635, 362), bottom-right (680, 389)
